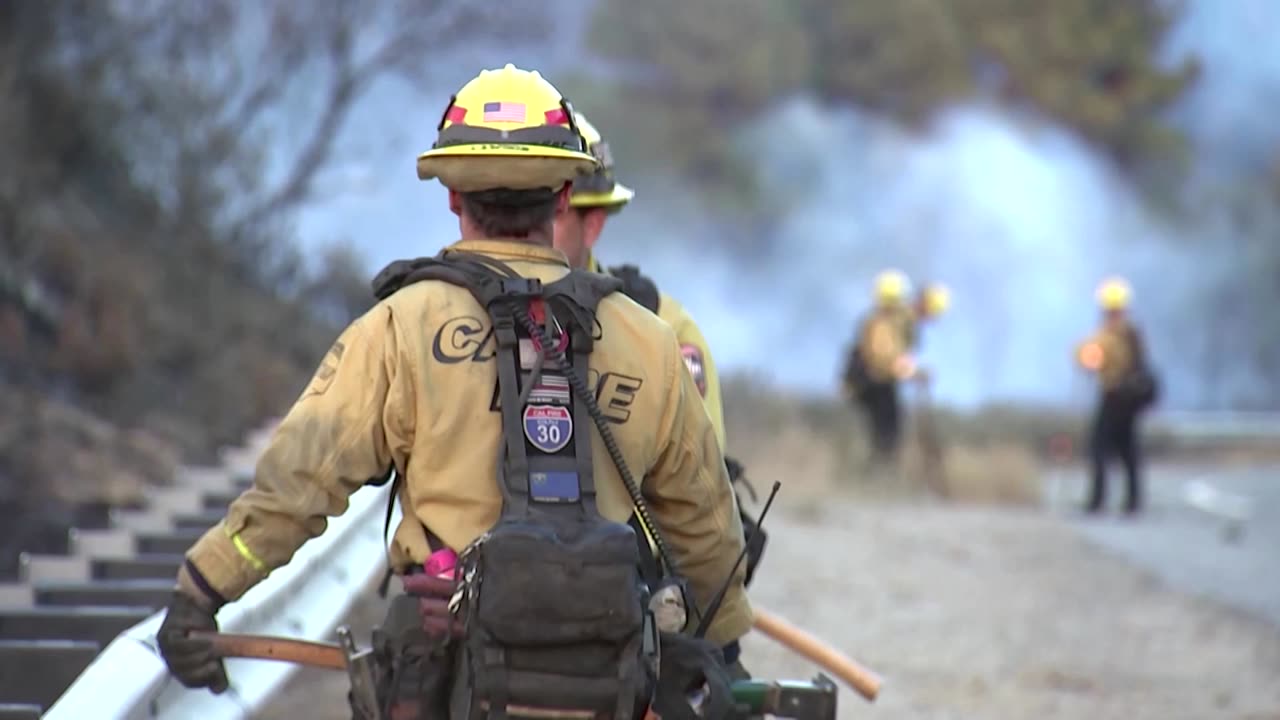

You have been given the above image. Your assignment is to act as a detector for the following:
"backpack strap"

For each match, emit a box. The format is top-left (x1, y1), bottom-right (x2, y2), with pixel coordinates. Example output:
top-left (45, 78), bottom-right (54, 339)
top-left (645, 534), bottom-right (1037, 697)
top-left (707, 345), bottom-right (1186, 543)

top-left (372, 250), bottom-right (624, 519)
top-left (451, 251), bottom-right (618, 521)
top-left (370, 249), bottom-right (680, 583)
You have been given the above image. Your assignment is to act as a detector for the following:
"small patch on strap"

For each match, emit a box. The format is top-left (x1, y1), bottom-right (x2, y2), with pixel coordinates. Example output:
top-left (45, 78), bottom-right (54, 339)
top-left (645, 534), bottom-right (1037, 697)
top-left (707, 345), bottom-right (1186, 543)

top-left (524, 404), bottom-right (573, 453)
top-left (530, 471), bottom-right (580, 503)
top-left (528, 373), bottom-right (571, 405)
top-left (517, 332), bottom-right (569, 370)
top-left (681, 344), bottom-right (707, 397)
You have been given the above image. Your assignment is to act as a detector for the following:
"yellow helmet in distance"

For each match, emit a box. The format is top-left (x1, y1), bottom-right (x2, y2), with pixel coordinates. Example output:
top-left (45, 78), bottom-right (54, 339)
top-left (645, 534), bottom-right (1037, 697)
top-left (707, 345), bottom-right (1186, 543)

top-left (568, 111), bottom-right (635, 212)
top-left (920, 283), bottom-right (950, 317)
top-left (416, 64), bottom-right (599, 192)
top-left (874, 269), bottom-right (912, 306)
top-left (1095, 276), bottom-right (1132, 311)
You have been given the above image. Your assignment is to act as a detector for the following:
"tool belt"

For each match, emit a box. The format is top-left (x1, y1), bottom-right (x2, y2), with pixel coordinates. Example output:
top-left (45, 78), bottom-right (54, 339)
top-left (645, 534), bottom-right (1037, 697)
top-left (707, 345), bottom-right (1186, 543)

top-left (367, 573), bottom-right (460, 720)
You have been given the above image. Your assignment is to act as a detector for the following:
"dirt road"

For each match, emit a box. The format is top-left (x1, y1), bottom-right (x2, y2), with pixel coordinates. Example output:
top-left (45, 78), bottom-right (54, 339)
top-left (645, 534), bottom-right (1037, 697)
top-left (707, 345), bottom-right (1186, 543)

top-left (1054, 462), bottom-right (1280, 629)
top-left (257, 491), bottom-right (1280, 720)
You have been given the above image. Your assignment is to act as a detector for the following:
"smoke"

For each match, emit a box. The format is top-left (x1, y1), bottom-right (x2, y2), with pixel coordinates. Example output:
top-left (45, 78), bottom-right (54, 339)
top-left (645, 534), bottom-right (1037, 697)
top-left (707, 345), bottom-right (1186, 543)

top-left (1161, 0), bottom-right (1280, 175)
top-left (599, 101), bottom-right (1213, 410)
top-left (579, 0), bottom-right (1280, 411)
top-left (287, 0), bottom-right (1280, 411)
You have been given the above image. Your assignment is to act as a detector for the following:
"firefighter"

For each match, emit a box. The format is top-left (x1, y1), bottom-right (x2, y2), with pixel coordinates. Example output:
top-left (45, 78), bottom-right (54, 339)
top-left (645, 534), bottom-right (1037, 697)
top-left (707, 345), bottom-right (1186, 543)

top-left (552, 111), bottom-right (758, 679)
top-left (1076, 276), bottom-right (1159, 515)
top-left (154, 64), bottom-right (748, 717)
top-left (840, 270), bottom-right (936, 469)
top-left (909, 283), bottom-right (950, 349)
top-left (551, 112), bottom-right (727, 452)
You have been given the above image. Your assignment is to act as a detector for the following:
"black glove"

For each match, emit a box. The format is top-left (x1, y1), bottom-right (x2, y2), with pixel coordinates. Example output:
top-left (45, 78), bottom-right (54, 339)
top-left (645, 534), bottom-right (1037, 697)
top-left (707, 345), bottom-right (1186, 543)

top-left (652, 632), bottom-right (734, 720)
top-left (157, 591), bottom-right (229, 694)
top-left (721, 641), bottom-right (752, 681)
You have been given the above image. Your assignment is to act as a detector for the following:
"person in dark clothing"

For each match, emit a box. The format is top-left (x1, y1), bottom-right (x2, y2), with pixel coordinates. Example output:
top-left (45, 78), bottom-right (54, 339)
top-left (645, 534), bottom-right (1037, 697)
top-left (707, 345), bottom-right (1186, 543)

top-left (859, 381), bottom-right (902, 462)
top-left (1088, 395), bottom-right (1142, 512)
top-left (1076, 276), bottom-right (1160, 515)
top-left (840, 271), bottom-right (947, 471)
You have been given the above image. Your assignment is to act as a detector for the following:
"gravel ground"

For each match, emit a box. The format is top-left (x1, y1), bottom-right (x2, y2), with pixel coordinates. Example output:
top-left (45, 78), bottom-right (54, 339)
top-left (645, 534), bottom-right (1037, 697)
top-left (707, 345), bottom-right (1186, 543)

top-left (258, 495), bottom-right (1280, 720)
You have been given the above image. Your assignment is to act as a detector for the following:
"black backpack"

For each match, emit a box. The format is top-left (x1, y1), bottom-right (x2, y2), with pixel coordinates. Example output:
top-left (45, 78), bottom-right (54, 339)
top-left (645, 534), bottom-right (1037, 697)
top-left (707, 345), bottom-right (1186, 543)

top-left (372, 250), bottom-right (667, 720)
top-left (603, 262), bottom-right (767, 589)
top-left (606, 263), bottom-right (662, 314)
top-left (1117, 324), bottom-right (1160, 412)
top-left (840, 312), bottom-right (882, 401)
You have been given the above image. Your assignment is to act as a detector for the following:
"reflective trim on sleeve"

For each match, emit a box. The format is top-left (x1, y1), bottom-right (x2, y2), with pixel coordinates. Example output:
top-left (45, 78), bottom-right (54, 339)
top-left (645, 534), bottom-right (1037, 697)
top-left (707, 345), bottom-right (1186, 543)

top-left (224, 525), bottom-right (268, 573)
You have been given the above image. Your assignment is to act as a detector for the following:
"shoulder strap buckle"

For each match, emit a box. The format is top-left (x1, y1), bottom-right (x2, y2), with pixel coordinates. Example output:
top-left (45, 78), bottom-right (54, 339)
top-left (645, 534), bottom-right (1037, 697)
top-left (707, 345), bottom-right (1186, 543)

top-left (498, 277), bottom-right (542, 299)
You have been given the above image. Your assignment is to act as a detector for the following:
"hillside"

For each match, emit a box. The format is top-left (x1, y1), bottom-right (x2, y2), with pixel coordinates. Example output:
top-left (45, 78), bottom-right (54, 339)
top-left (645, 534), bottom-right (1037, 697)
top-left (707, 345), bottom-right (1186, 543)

top-left (0, 3), bottom-right (359, 577)
top-left (0, 0), bottom-right (557, 579)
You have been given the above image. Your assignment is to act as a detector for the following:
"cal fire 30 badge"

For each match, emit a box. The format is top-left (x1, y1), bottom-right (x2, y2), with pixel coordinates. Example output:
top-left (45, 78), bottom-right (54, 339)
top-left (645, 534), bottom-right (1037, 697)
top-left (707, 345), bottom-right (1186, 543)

top-left (680, 344), bottom-right (707, 397)
top-left (524, 404), bottom-right (573, 453)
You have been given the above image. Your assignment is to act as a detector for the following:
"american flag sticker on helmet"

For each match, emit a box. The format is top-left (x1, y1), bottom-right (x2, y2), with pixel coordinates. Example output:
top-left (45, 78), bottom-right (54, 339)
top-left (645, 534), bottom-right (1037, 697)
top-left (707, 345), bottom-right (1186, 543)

top-left (484, 101), bottom-right (526, 123)
top-left (680, 344), bottom-right (707, 397)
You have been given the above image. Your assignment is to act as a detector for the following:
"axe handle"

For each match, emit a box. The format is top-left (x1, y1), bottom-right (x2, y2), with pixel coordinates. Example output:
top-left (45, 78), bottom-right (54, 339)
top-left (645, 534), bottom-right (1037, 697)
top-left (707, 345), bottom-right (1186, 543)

top-left (751, 608), bottom-right (882, 702)
top-left (193, 615), bottom-right (885, 703)
top-left (190, 631), bottom-right (348, 671)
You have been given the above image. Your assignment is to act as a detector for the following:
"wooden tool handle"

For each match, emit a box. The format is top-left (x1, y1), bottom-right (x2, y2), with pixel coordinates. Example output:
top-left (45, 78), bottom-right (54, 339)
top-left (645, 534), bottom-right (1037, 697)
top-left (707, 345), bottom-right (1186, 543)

top-left (190, 631), bottom-right (347, 671)
top-left (751, 608), bottom-right (882, 702)
top-left (192, 614), bottom-right (886, 704)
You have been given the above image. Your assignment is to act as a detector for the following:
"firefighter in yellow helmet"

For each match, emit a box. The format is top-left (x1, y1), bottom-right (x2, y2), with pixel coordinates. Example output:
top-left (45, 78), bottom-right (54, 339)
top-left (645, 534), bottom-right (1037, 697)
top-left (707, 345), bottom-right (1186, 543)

top-left (914, 283), bottom-right (950, 331)
top-left (895, 281), bottom-right (950, 352)
top-left (840, 270), bottom-right (943, 468)
top-left (1074, 276), bottom-right (1159, 514)
top-left (551, 112), bottom-right (727, 450)
top-left (551, 111), bottom-right (764, 678)
top-left (155, 65), bottom-right (748, 718)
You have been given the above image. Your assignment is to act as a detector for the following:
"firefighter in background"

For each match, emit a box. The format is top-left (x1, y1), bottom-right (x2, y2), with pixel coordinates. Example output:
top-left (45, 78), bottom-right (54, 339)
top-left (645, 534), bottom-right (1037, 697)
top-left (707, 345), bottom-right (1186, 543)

top-left (553, 109), bottom-right (767, 582)
top-left (907, 282), bottom-right (950, 350)
top-left (1075, 276), bottom-right (1159, 514)
top-left (840, 270), bottom-right (946, 468)
top-left (551, 112), bottom-right (727, 451)
top-left (553, 111), bottom-right (762, 679)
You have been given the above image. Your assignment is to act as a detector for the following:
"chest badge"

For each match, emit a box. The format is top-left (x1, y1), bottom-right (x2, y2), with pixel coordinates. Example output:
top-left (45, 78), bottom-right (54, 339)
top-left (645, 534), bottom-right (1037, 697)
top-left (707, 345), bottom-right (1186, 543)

top-left (524, 404), bottom-right (573, 453)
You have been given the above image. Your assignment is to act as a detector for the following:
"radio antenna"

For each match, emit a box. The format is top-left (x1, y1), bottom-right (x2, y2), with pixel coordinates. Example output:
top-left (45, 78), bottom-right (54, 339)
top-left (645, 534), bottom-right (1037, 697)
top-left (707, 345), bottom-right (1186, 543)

top-left (694, 480), bottom-right (781, 639)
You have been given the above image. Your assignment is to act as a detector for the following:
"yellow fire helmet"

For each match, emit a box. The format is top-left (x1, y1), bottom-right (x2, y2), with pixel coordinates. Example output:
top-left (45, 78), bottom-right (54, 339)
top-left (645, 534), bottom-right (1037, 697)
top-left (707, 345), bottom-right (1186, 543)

top-left (874, 269), bottom-right (912, 306)
top-left (1095, 276), bottom-right (1132, 311)
top-left (920, 283), bottom-right (950, 317)
top-left (416, 64), bottom-right (600, 192)
top-left (568, 111), bottom-right (635, 212)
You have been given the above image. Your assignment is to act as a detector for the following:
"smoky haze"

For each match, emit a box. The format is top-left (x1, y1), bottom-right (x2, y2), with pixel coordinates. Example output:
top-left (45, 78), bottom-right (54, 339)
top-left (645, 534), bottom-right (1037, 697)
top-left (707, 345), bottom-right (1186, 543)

top-left (290, 0), bottom-right (1280, 412)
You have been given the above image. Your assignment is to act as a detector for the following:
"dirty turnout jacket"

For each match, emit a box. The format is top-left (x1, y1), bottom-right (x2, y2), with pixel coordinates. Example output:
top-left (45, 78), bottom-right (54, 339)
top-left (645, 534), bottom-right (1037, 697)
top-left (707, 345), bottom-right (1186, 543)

top-left (178, 239), bottom-right (752, 646)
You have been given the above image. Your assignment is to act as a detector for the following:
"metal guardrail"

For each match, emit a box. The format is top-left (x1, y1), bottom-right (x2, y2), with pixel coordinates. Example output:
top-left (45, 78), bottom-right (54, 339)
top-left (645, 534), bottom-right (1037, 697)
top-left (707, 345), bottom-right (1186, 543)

top-left (44, 481), bottom-right (392, 719)
top-left (0, 461), bottom-right (260, 716)
top-left (0, 422), bottom-right (300, 718)
top-left (0, 412), bottom-right (399, 719)
top-left (4, 410), bottom-right (1279, 718)
top-left (1148, 411), bottom-right (1280, 440)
